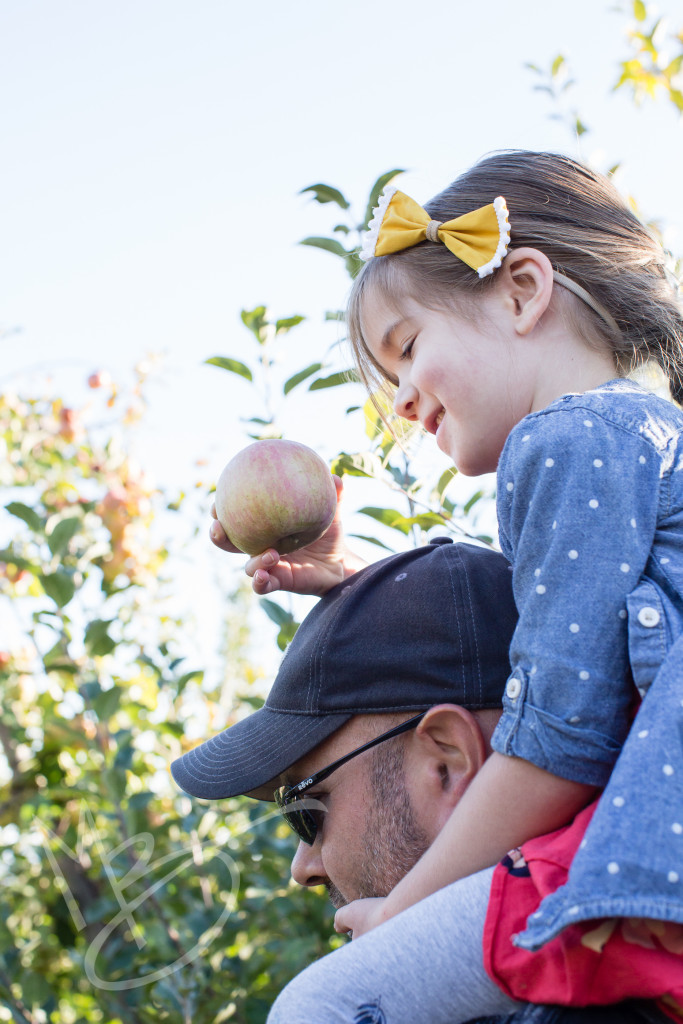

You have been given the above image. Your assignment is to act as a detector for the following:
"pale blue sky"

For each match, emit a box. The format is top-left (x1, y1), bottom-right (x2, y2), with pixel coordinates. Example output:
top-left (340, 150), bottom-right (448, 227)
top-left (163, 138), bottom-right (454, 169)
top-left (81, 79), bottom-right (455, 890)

top-left (2, 0), bottom-right (681, 489)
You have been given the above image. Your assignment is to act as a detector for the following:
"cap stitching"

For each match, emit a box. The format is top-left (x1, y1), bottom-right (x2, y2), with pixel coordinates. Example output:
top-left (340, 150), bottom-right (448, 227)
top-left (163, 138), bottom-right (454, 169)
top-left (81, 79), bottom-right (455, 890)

top-left (178, 713), bottom-right (341, 783)
top-left (310, 584), bottom-right (346, 710)
top-left (442, 545), bottom-right (467, 699)
top-left (456, 545), bottom-right (483, 703)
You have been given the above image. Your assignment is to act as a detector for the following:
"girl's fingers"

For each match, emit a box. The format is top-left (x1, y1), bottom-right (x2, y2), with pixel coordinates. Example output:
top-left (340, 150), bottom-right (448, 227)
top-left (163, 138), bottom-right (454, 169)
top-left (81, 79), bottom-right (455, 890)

top-left (252, 569), bottom-right (281, 595)
top-left (244, 549), bottom-right (279, 576)
top-left (333, 909), bottom-right (351, 935)
top-left (209, 517), bottom-right (242, 553)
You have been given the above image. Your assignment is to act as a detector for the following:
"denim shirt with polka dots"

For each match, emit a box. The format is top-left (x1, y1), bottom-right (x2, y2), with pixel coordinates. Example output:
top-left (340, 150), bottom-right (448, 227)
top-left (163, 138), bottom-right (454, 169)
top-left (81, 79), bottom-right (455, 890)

top-left (493, 378), bottom-right (683, 949)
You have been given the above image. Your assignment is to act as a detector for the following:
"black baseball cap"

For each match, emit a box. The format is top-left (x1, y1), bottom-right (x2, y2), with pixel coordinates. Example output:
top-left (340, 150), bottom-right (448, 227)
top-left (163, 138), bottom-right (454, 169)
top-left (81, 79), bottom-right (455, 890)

top-left (170, 538), bottom-right (517, 802)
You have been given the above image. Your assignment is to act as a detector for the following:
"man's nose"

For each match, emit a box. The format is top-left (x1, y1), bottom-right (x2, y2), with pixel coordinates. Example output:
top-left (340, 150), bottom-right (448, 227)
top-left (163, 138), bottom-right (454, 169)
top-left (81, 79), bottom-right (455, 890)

top-left (291, 839), bottom-right (327, 888)
top-left (393, 378), bottom-right (419, 421)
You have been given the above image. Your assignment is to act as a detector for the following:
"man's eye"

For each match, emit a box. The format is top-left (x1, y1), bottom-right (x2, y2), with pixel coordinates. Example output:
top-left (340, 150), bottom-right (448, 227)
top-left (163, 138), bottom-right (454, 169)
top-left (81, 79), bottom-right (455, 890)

top-left (311, 807), bottom-right (326, 836)
top-left (303, 796), bottom-right (327, 837)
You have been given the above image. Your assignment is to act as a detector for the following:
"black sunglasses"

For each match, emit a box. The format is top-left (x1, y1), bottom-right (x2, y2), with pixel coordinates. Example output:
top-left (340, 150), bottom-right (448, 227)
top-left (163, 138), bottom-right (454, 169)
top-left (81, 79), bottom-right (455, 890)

top-left (274, 711), bottom-right (428, 845)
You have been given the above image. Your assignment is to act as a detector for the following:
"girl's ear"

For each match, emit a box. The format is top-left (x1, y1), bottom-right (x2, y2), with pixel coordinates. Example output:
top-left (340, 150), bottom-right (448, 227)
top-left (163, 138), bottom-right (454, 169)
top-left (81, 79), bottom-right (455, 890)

top-left (497, 247), bottom-right (555, 336)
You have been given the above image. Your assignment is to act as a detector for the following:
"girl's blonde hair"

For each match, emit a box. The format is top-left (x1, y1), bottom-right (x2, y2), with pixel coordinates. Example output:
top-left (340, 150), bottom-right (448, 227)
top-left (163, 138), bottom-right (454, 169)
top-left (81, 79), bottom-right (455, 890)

top-left (348, 150), bottom-right (683, 403)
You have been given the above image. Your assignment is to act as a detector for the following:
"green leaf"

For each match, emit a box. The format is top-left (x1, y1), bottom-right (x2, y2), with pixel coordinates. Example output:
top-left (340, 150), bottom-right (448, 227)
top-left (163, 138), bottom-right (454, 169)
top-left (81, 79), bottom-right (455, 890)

top-left (345, 251), bottom-right (364, 279)
top-left (84, 618), bottom-right (116, 657)
top-left (551, 53), bottom-right (565, 77)
top-left (348, 533), bottom-right (395, 552)
top-left (0, 548), bottom-right (34, 571)
top-left (275, 315), bottom-right (305, 334)
top-left (633, 0), bottom-right (646, 21)
top-left (94, 686), bottom-right (122, 721)
top-left (43, 638), bottom-right (74, 673)
top-left (114, 732), bottom-right (135, 770)
top-left (240, 305), bottom-right (269, 344)
top-left (434, 468), bottom-right (458, 504)
top-left (260, 600), bottom-right (300, 649)
top-left (260, 598), bottom-right (293, 628)
top-left (80, 679), bottom-right (103, 703)
top-left (205, 356), bottom-right (253, 381)
top-left (357, 506), bottom-right (412, 534)
top-left (670, 88), bottom-right (683, 113)
top-left (47, 516), bottom-right (81, 556)
top-left (103, 765), bottom-right (127, 800)
top-left (276, 619), bottom-right (299, 651)
top-left (330, 451), bottom-right (383, 478)
top-left (309, 370), bottom-right (359, 391)
top-left (6, 502), bottom-right (43, 532)
top-left (40, 569), bottom-right (76, 608)
top-left (464, 489), bottom-right (486, 515)
top-left (283, 363), bottom-right (323, 396)
top-left (362, 169), bottom-right (405, 232)
top-left (18, 971), bottom-right (52, 1005)
top-left (299, 183), bottom-right (350, 210)
top-left (402, 512), bottom-right (448, 531)
top-left (175, 670), bottom-right (204, 696)
top-left (300, 236), bottom-right (349, 259)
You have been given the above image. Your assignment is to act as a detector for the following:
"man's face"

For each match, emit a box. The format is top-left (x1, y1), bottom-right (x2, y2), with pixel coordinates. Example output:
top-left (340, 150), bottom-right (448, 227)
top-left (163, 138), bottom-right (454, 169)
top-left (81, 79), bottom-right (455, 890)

top-left (284, 716), bottom-right (433, 909)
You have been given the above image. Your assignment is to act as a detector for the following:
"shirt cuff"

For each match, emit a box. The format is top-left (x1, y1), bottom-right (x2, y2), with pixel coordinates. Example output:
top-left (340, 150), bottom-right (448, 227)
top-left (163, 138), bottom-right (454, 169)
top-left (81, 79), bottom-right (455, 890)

top-left (492, 685), bottom-right (623, 787)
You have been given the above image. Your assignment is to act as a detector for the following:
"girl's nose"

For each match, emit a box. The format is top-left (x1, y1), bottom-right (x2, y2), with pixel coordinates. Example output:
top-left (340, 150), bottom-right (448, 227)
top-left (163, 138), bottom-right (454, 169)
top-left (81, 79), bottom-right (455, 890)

top-left (393, 379), bottom-right (419, 421)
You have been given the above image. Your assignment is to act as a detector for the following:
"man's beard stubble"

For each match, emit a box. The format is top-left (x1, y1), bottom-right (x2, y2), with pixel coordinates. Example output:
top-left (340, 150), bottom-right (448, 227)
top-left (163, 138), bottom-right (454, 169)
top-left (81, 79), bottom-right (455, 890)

top-left (326, 738), bottom-right (430, 910)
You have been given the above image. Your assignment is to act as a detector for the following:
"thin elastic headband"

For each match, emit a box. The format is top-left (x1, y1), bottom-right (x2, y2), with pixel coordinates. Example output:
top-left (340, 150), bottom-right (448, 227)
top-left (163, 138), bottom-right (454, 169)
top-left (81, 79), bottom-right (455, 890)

top-left (552, 272), bottom-right (620, 338)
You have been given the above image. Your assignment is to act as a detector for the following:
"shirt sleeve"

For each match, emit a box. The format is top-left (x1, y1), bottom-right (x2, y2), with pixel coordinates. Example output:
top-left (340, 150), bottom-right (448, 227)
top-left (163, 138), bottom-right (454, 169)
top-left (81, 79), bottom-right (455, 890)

top-left (493, 403), bottom-right (663, 786)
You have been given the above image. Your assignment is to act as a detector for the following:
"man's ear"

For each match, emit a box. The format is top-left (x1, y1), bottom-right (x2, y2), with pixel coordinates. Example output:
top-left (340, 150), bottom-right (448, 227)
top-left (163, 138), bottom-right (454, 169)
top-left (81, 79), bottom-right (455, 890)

top-left (411, 704), bottom-right (489, 821)
top-left (497, 247), bottom-right (555, 336)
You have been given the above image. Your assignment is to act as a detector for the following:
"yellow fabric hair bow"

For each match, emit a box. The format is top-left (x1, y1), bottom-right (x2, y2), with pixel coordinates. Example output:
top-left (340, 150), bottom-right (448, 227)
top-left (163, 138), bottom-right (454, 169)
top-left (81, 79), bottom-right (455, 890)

top-left (360, 187), bottom-right (511, 279)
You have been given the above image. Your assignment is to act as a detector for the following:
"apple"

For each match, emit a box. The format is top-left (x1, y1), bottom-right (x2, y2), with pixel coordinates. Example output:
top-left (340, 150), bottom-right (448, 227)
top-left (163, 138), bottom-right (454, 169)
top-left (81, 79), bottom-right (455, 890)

top-left (214, 439), bottom-right (337, 556)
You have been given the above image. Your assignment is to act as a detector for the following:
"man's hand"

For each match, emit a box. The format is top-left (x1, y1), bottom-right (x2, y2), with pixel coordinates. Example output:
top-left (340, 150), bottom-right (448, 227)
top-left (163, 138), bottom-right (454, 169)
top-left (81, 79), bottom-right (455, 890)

top-left (209, 475), bottom-right (368, 597)
top-left (334, 897), bottom-right (390, 940)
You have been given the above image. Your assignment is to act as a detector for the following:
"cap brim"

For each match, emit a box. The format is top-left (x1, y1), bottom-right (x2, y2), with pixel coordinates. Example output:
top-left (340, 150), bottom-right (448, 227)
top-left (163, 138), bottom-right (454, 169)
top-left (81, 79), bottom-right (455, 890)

top-left (170, 706), bottom-right (352, 801)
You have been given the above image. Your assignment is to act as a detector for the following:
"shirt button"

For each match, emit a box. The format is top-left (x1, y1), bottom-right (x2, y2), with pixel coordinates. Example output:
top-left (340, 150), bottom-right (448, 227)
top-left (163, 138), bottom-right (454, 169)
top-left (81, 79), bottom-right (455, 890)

top-left (637, 606), bottom-right (660, 628)
top-left (506, 677), bottom-right (522, 700)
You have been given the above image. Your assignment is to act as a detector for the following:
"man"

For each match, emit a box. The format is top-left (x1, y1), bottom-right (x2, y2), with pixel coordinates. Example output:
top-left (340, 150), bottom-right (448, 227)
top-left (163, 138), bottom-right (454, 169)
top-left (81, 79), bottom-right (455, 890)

top-left (171, 538), bottom-right (670, 1024)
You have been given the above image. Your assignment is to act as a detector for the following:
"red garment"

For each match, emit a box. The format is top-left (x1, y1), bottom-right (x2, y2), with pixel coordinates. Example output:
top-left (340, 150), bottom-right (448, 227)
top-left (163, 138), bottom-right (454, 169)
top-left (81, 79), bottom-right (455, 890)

top-left (483, 801), bottom-right (683, 1020)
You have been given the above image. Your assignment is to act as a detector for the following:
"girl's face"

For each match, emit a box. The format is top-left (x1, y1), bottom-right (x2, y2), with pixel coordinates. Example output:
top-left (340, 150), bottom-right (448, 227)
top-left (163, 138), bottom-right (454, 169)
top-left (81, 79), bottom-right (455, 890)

top-left (361, 291), bottom-right (537, 476)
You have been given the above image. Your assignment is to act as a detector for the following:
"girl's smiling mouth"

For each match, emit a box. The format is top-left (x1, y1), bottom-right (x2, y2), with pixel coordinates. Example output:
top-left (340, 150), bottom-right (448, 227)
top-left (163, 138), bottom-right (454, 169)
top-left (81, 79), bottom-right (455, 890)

top-left (425, 408), bottom-right (445, 435)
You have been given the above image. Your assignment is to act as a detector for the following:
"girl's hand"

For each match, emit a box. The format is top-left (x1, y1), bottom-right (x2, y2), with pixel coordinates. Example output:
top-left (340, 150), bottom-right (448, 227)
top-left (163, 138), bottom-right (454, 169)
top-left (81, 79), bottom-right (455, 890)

top-left (209, 475), bottom-right (367, 597)
top-left (334, 897), bottom-right (389, 940)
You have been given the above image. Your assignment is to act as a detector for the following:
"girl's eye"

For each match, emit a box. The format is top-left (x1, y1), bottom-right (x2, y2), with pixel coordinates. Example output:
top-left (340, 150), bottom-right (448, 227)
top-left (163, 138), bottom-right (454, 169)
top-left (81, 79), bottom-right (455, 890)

top-left (399, 339), bottom-right (415, 361)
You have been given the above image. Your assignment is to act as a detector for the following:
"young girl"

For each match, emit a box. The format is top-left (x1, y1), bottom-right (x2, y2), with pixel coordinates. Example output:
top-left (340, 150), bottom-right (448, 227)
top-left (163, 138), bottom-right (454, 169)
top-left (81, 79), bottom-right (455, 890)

top-left (212, 151), bottom-right (683, 1020)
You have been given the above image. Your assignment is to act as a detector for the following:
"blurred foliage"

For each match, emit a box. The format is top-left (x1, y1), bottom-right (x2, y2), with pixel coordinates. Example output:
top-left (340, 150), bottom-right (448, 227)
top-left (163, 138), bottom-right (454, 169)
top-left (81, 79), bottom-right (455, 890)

top-left (615, 0), bottom-right (683, 112)
top-left (527, 1), bottom-right (682, 139)
top-left (2, 2), bottom-right (682, 1021)
top-left (0, 381), bottom-right (342, 1022)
